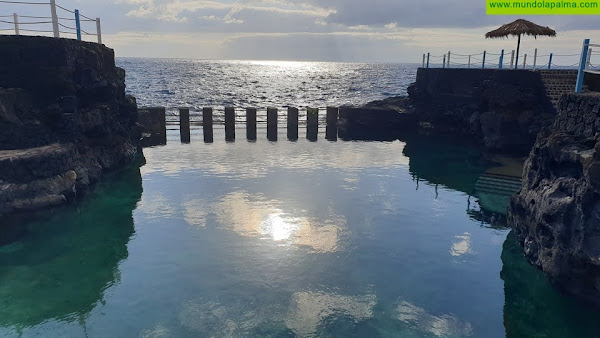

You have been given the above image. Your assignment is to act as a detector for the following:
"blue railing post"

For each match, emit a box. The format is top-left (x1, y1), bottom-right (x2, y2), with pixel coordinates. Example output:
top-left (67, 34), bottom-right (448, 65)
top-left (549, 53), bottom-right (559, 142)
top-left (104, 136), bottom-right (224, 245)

top-left (75, 9), bottom-right (81, 41)
top-left (443, 55), bottom-right (446, 68)
top-left (548, 53), bottom-right (553, 69)
top-left (575, 39), bottom-right (590, 93)
top-left (499, 49), bottom-right (504, 69)
top-left (426, 53), bottom-right (430, 68)
top-left (482, 51), bottom-right (486, 69)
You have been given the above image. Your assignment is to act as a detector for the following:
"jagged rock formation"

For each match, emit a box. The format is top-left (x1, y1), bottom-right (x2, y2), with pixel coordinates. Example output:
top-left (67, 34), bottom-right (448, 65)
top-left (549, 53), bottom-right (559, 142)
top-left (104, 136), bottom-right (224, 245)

top-left (0, 36), bottom-right (140, 215)
top-left (508, 93), bottom-right (600, 305)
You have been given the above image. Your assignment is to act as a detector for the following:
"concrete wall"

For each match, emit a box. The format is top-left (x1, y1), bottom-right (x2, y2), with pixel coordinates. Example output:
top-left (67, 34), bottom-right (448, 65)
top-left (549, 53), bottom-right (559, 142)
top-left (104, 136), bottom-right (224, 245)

top-left (407, 68), bottom-right (556, 154)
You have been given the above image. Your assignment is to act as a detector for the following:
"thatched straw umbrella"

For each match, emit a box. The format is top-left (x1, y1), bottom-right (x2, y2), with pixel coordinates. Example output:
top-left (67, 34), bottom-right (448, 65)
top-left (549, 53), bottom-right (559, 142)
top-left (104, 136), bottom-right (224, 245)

top-left (485, 19), bottom-right (556, 68)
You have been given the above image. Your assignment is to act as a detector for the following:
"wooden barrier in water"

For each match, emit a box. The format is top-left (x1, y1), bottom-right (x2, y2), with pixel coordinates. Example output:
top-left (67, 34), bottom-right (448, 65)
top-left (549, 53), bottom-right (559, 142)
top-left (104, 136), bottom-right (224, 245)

top-left (267, 107), bottom-right (278, 141)
top-left (246, 108), bottom-right (257, 141)
top-left (307, 108), bottom-right (318, 141)
top-left (326, 107), bottom-right (338, 141)
top-left (225, 107), bottom-right (235, 141)
top-left (203, 107), bottom-right (214, 143)
top-left (140, 106), bottom-right (349, 145)
top-left (287, 107), bottom-right (299, 141)
top-left (179, 107), bottom-right (190, 143)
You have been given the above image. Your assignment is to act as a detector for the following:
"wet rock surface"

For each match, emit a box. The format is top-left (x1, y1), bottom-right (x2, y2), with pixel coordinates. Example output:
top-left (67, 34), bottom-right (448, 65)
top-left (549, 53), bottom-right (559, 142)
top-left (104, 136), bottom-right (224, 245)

top-left (508, 93), bottom-right (600, 305)
top-left (0, 36), bottom-right (140, 215)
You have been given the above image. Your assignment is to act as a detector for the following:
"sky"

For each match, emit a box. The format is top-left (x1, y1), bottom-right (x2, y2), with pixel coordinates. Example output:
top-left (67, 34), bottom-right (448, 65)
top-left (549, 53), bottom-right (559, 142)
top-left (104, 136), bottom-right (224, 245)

top-left (2, 0), bottom-right (599, 62)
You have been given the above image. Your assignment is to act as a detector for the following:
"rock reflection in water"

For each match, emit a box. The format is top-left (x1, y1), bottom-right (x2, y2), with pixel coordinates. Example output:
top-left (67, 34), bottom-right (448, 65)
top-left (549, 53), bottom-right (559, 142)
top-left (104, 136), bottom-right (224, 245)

top-left (0, 158), bottom-right (143, 330)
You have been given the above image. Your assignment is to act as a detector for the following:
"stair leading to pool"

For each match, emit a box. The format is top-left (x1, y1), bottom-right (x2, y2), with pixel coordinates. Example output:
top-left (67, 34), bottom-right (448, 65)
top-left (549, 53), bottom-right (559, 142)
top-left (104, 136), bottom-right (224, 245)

top-left (474, 172), bottom-right (523, 215)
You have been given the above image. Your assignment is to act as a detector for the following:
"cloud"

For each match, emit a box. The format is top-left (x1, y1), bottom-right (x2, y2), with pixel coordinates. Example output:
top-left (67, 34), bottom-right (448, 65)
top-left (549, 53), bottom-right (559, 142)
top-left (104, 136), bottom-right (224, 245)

top-left (29, 0), bottom-right (600, 60)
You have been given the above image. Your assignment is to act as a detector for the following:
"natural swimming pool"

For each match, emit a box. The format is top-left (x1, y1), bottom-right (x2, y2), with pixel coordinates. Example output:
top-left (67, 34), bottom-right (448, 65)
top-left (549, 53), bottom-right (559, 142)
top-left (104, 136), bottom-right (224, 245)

top-left (1, 128), bottom-right (599, 337)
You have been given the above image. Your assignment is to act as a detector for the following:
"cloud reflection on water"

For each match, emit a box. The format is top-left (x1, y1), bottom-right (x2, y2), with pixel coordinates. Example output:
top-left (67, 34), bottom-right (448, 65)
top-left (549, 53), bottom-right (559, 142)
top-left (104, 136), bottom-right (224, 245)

top-left (184, 191), bottom-right (346, 253)
top-left (396, 299), bottom-right (473, 337)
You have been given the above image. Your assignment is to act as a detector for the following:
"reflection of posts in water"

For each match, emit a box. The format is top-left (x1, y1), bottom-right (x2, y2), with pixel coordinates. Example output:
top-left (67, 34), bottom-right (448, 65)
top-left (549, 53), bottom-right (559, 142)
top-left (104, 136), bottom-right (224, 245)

top-left (225, 107), bottom-right (235, 142)
top-left (267, 107), bottom-right (278, 141)
top-left (307, 107), bottom-right (318, 142)
top-left (203, 107), bottom-right (213, 143)
top-left (179, 107), bottom-right (190, 144)
top-left (287, 107), bottom-right (299, 141)
top-left (246, 108), bottom-right (257, 141)
top-left (0, 156), bottom-right (144, 329)
top-left (326, 107), bottom-right (338, 141)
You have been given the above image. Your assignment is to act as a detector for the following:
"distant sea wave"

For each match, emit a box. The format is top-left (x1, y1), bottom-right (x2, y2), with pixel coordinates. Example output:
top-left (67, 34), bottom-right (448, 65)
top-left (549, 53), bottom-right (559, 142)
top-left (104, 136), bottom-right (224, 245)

top-left (118, 58), bottom-right (417, 119)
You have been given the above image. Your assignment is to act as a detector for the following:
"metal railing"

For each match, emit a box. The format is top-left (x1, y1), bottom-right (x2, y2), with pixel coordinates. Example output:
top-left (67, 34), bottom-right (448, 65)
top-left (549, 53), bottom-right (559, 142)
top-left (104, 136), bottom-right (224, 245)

top-left (0, 0), bottom-right (101, 43)
top-left (576, 39), bottom-right (600, 93)
top-left (422, 49), bottom-right (589, 70)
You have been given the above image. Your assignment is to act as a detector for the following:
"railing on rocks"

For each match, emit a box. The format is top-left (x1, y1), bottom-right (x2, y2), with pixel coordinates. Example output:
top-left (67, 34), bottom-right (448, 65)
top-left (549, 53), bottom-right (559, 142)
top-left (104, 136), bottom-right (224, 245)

top-left (422, 48), bottom-right (598, 71)
top-left (576, 39), bottom-right (600, 93)
top-left (0, 0), bottom-right (101, 43)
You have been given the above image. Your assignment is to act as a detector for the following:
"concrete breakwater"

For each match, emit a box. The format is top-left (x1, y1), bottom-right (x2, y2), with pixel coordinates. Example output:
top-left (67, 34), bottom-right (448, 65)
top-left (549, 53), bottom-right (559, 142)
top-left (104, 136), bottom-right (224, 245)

top-left (337, 68), bottom-right (580, 154)
top-left (0, 36), bottom-right (140, 215)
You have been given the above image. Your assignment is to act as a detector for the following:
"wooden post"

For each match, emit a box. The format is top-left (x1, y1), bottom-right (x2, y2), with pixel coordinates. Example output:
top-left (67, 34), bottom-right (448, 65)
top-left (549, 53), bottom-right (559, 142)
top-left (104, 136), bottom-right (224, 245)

top-left (307, 107), bottom-right (318, 141)
top-left (426, 53), bottom-right (430, 68)
top-left (447, 51), bottom-right (451, 68)
top-left (523, 54), bottom-right (527, 69)
top-left (422, 54), bottom-right (426, 68)
top-left (533, 48), bottom-right (538, 70)
top-left (287, 107), bottom-right (299, 141)
top-left (576, 39), bottom-right (590, 93)
top-left (510, 50), bottom-right (515, 69)
top-left (203, 107), bottom-right (213, 143)
top-left (326, 107), bottom-right (338, 141)
top-left (442, 55), bottom-right (446, 68)
top-left (74, 10), bottom-right (81, 41)
top-left (499, 49), bottom-right (504, 69)
top-left (96, 18), bottom-right (102, 44)
top-left (179, 107), bottom-right (190, 143)
top-left (246, 108), bottom-right (257, 141)
top-left (13, 13), bottom-right (19, 35)
top-left (482, 51), bottom-right (486, 69)
top-left (225, 107), bottom-right (235, 141)
top-left (50, 0), bottom-right (59, 38)
top-left (468, 55), bottom-right (471, 68)
top-left (267, 107), bottom-right (278, 141)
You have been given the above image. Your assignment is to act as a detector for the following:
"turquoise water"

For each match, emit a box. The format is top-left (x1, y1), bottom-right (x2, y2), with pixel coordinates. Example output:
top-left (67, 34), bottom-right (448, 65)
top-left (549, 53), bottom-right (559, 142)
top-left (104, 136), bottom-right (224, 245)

top-left (1, 129), bottom-right (599, 337)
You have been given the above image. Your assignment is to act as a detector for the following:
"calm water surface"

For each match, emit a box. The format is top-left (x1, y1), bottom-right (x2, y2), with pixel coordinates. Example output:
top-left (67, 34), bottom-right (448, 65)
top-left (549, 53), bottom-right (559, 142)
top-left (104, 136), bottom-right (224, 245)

top-left (2, 128), bottom-right (599, 337)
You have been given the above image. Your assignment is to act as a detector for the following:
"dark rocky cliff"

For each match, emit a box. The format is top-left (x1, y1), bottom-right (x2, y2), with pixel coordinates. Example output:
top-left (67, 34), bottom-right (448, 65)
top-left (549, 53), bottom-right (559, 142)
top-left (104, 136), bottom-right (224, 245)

top-left (0, 36), bottom-right (140, 215)
top-left (407, 68), bottom-right (556, 154)
top-left (508, 93), bottom-right (600, 305)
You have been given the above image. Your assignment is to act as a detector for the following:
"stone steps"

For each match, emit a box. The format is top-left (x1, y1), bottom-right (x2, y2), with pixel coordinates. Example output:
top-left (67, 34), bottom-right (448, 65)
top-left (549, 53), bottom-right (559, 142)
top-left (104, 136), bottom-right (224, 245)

top-left (536, 70), bottom-right (579, 110)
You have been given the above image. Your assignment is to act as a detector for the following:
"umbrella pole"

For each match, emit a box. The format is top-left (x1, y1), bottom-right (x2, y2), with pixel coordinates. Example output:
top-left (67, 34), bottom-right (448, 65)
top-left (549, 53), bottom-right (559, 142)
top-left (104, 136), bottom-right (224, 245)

top-left (515, 34), bottom-right (521, 68)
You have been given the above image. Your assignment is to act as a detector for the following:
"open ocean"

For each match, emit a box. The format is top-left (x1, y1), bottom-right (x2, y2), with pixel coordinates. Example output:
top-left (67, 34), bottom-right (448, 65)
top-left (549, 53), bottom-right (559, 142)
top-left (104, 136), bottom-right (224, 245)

top-left (117, 58), bottom-right (417, 114)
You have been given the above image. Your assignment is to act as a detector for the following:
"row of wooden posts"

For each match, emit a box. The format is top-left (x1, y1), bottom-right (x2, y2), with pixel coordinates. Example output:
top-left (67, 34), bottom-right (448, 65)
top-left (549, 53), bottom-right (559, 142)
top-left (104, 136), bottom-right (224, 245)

top-left (177, 107), bottom-right (340, 143)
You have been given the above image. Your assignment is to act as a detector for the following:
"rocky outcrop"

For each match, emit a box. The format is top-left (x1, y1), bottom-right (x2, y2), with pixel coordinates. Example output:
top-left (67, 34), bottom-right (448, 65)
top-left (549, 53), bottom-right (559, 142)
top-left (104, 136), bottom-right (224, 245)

top-left (338, 97), bottom-right (417, 140)
top-left (508, 93), bottom-right (600, 305)
top-left (407, 68), bottom-right (556, 154)
top-left (0, 36), bottom-right (140, 215)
